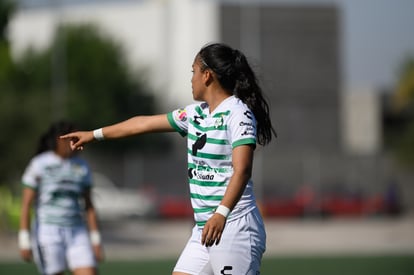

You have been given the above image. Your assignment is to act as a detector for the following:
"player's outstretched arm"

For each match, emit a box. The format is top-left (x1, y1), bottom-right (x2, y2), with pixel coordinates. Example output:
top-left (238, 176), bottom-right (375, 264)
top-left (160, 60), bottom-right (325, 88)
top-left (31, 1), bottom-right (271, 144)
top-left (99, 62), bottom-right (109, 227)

top-left (60, 114), bottom-right (173, 151)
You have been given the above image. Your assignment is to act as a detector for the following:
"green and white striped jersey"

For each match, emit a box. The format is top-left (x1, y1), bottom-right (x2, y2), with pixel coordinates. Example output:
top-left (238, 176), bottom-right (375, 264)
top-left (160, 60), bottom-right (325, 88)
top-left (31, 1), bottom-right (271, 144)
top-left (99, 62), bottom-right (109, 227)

top-left (22, 151), bottom-right (92, 226)
top-left (167, 96), bottom-right (257, 227)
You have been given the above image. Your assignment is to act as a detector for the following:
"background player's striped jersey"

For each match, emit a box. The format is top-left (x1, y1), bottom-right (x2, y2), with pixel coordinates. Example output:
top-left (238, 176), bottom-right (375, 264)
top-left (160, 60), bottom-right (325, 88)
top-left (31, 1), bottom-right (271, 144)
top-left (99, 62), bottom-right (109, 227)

top-left (22, 151), bottom-right (92, 226)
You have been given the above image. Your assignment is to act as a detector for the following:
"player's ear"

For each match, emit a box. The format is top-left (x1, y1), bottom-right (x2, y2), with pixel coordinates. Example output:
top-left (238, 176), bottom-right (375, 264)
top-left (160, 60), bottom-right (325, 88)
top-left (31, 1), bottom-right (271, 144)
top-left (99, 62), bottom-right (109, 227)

top-left (203, 69), bottom-right (214, 85)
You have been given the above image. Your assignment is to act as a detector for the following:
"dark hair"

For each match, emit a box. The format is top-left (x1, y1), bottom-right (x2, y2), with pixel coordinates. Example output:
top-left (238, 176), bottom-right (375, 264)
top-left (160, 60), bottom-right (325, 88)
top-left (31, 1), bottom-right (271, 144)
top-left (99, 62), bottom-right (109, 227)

top-left (197, 43), bottom-right (276, 145)
top-left (36, 120), bottom-right (77, 155)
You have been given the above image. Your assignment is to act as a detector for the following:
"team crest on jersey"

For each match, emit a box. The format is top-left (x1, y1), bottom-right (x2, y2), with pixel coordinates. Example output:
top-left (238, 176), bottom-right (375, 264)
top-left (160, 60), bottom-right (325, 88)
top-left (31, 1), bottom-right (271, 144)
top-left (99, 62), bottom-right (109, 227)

top-left (176, 108), bottom-right (187, 122)
top-left (72, 164), bottom-right (88, 178)
top-left (214, 116), bottom-right (224, 128)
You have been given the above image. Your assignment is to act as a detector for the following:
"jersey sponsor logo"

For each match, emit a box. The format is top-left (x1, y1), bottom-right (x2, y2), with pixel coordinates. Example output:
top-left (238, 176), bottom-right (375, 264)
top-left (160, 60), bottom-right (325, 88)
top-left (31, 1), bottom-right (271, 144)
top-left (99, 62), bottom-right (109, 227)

top-left (44, 164), bottom-right (63, 177)
top-left (200, 102), bottom-right (209, 109)
top-left (193, 159), bottom-right (207, 166)
top-left (188, 168), bottom-right (215, 180)
top-left (193, 115), bottom-right (204, 125)
top-left (188, 167), bottom-right (196, 179)
top-left (220, 266), bottom-right (233, 275)
top-left (192, 133), bottom-right (207, 155)
top-left (240, 120), bottom-right (255, 136)
top-left (176, 109), bottom-right (187, 122)
top-left (243, 110), bottom-right (253, 120)
top-left (197, 173), bottom-right (214, 180)
top-left (45, 163), bottom-right (87, 180)
top-left (241, 128), bottom-right (255, 136)
top-left (50, 189), bottom-right (78, 201)
top-left (239, 121), bottom-right (253, 127)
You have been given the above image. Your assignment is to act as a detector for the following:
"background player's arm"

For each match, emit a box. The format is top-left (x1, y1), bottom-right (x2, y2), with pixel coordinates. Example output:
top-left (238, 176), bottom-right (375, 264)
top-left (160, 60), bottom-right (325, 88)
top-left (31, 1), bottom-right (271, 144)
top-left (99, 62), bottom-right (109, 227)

top-left (61, 114), bottom-right (173, 150)
top-left (19, 187), bottom-right (36, 261)
top-left (83, 188), bottom-right (104, 261)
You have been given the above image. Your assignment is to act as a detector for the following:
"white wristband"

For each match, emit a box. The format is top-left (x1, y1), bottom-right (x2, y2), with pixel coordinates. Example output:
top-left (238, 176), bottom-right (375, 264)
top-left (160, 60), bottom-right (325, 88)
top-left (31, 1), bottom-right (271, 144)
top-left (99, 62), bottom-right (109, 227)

top-left (89, 231), bottom-right (101, 245)
top-left (93, 128), bottom-right (104, 141)
top-left (215, 205), bottom-right (231, 218)
top-left (18, 230), bottom-right (31, 250)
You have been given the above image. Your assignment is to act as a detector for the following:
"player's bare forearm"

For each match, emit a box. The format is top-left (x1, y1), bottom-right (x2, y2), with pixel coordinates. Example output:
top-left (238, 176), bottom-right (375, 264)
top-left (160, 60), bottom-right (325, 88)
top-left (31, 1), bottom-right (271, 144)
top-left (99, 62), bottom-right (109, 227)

top-left (20, 188), bottom-right (35, 230)
top-left (101, 114), bottom-right (173, 138)
top-left (84, 190), bottom-right (105, 261)
top-left (84, 190), bottom-right (99, 232)
top-left (219, 145), bottom-right (254, 210)
top-left (19, 188), bottom-right (35, 262)
top-left (201, 145), bottom-right (254, 247)
top-left (202, 168), bottom-right (250, 247)
top-left (60, 114), bottom-right (173, 150)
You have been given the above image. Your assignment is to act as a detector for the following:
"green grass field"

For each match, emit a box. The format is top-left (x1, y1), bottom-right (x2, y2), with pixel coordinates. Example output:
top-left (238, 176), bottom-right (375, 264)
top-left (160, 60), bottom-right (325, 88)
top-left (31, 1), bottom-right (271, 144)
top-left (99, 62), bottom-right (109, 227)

top-left (1, 255), bottom-right (414, 275)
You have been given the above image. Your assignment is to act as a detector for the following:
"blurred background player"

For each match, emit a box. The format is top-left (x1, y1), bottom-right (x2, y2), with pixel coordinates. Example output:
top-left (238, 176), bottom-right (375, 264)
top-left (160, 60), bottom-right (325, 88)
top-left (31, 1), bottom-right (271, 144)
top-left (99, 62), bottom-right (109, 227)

top-left (61, 42), bottom-right (276, 275)
top-left (19, 120), bottom-right (104, 275)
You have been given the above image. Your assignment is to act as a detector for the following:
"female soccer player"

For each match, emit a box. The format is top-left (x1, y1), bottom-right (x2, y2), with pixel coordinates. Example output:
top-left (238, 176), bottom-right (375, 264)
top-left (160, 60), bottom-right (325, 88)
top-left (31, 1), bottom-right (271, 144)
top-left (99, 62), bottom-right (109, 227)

top-left (61, 43), bottom-right (276, 275)
top-left (19, 121), bottom-right (104, 275)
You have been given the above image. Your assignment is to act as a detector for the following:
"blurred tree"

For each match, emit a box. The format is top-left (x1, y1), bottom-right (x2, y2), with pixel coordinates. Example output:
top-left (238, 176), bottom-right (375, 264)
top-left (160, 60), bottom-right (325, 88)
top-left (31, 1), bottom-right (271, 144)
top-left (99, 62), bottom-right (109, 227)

top-left (385, 57), bottom-right (414, 166)
top-left (0, 22), bottom-right (171, 185)
top-left (394, 59), bottom-right (414, 110)
top-left (0, 0), bottom-right (14, 42)
top-left (0, 0), bottom-right (25, 187)
top-left (0, 0), bottom-right (14, 85)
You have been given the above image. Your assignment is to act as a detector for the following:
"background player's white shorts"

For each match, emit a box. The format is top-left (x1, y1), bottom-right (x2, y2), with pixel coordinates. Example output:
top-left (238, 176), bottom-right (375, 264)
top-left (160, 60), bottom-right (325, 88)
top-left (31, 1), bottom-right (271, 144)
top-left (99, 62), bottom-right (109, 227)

top-left (174, 207), bottom-right (266, 275)
top-left (32, 224), bottom-right (96, 275)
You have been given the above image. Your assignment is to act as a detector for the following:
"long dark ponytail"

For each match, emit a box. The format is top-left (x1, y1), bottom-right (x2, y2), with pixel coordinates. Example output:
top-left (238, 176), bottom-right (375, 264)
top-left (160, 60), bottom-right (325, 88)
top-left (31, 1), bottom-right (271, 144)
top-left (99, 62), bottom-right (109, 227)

top-left (36, 120), bottom-right (77, 155)
top-left (197, 43), bottom-right (276, 145)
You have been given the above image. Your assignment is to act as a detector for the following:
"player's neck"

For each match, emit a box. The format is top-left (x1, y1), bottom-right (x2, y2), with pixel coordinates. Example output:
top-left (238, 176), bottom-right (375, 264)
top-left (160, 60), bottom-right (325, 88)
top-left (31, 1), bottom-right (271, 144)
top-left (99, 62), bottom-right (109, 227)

top-left (205, 88), bottom-right (232, 113)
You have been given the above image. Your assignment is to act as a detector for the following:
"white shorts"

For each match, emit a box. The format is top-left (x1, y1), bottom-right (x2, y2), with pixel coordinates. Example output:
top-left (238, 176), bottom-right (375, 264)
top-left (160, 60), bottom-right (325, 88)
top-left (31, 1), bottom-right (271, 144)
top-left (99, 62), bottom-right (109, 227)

top-left (32, 224), bottom-right (96, 275)
top-left (174, 207), bottom-right (266, 275)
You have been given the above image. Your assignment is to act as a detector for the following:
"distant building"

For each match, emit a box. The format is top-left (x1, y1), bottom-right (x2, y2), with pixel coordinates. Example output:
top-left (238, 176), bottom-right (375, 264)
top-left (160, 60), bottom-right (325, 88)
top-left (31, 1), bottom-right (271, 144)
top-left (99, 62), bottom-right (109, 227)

top-left (221, 4), bottom-right (340, 152)
top-left (341, 88), bottom-right (382, 155)
top-left (219, 3), bottom-right (403, 212)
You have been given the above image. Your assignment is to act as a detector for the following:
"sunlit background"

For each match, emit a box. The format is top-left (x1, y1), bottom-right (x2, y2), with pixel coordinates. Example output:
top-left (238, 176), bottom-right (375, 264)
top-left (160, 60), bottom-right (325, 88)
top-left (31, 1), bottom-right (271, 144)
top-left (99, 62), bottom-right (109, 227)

top-left (1, 0), bottom-right (414, 274)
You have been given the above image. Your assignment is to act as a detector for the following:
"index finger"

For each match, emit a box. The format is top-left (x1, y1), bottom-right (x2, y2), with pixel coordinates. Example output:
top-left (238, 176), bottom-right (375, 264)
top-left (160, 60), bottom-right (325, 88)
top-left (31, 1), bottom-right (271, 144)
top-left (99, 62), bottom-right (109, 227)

top-left (60, 133), bottom-right (75, 139)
